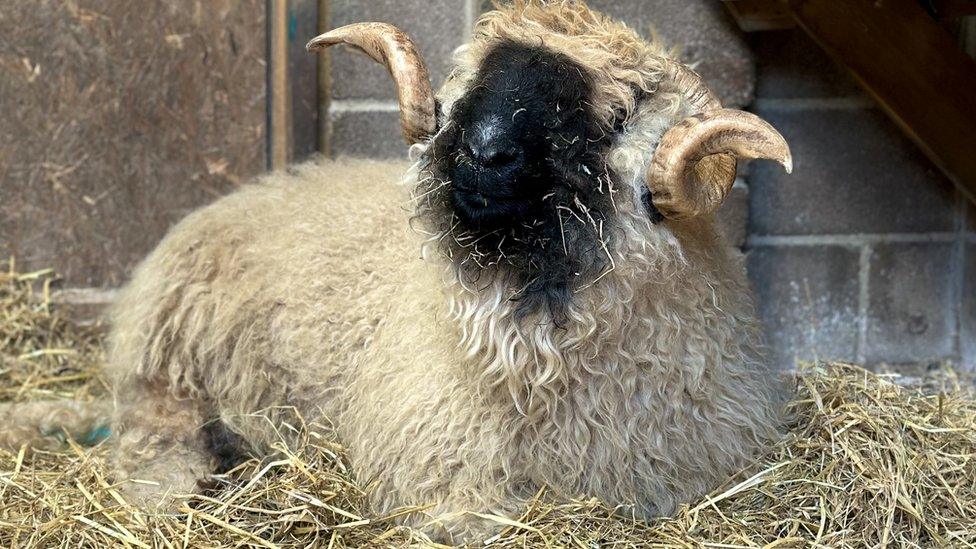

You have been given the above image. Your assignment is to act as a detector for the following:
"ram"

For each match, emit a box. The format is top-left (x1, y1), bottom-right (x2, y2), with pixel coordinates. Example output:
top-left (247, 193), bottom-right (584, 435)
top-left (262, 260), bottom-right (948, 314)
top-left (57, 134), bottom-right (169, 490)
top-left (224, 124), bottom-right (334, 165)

top-left (2, 1), bottom-right (792, 542)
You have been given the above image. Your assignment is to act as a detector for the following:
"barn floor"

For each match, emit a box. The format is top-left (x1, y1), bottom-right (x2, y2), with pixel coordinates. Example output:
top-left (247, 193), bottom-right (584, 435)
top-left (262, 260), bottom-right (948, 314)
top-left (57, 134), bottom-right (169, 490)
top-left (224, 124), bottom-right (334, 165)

top-left (2, 262), bottom-right (976, 548)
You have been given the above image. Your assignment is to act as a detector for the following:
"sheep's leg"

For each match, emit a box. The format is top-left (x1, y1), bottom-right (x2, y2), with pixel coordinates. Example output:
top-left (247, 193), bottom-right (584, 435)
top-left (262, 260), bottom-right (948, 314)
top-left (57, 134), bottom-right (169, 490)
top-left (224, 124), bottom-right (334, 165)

top-left (373, 460), bottom-right (528, 543)
top-left (0, 400), bottom-right (112, 452)
top-left (110, 387), bottom-right (213, 509)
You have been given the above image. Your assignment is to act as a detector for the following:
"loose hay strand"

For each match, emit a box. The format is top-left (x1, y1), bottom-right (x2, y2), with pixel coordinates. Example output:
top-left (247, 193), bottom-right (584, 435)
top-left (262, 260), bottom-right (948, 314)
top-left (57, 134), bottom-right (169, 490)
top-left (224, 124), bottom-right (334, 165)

top-left (2, 260), bottom-right (976, 547)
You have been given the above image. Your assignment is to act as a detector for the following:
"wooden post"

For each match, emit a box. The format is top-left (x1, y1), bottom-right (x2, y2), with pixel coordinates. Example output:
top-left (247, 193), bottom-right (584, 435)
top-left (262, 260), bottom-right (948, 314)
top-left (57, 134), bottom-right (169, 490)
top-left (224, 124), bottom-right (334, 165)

top-left (267, 0), bottom-right (291, 170)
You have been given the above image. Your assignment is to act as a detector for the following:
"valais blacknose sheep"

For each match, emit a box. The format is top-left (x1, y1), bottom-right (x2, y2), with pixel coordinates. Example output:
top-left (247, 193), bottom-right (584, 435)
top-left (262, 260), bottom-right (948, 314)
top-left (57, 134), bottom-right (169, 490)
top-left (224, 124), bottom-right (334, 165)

top-left (2, 1), bottom-right (793, 542)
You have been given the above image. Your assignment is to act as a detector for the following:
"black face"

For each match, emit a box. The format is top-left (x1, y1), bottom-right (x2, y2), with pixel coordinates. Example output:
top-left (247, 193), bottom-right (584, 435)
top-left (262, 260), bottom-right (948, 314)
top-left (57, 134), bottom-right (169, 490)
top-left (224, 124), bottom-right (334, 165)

top-left (445, 42), bottom-right (593, 229)
top-left (416, 41), bottom-right (618, 321)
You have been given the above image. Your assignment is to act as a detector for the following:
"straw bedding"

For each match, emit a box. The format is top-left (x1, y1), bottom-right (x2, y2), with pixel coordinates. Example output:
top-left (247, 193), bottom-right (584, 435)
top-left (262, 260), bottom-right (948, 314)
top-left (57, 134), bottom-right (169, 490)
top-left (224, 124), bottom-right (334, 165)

top-left (2, 261), bottom-right (975, 548)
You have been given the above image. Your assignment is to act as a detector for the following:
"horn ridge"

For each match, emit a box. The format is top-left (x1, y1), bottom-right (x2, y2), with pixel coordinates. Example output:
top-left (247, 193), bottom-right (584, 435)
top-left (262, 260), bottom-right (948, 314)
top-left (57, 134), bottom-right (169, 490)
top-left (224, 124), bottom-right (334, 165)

top-left (658, 58), bottom-right (722, 112)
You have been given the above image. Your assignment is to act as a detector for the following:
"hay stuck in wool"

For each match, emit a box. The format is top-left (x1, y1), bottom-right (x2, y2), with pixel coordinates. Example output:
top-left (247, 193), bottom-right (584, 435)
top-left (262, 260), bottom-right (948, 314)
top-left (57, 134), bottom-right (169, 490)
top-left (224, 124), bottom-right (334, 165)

top-left (2, 260), bottom-right (975, 548)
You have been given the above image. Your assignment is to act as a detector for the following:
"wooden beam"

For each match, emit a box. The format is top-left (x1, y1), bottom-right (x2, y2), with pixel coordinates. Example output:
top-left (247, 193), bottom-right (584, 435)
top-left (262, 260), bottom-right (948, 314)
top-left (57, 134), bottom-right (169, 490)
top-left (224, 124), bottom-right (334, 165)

top-left (788, 0), bottom-right (976, 204)
top-left (724, 0), bottom-right (796, 32)
top-left (929, 0), bottom-right (976, 19)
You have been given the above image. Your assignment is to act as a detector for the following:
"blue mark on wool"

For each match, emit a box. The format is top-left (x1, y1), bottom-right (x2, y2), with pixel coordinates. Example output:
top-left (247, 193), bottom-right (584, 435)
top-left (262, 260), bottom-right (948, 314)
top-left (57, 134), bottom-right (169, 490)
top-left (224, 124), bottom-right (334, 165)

top-left (80, 425), bottom-right (112, 446)
top-left (41, 425), bottom-right (111, 446)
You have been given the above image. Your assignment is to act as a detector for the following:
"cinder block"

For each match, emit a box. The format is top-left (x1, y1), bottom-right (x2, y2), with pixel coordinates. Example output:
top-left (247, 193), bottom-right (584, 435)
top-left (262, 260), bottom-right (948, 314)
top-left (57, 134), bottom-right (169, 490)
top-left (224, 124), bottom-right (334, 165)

top-left (749, 108), bottom-right (957, 236)
top-left (581, 0), bottom-right (755, 108)
top-left (330, 110), bottom-right (408, 159)
top-left (330, 0), bottom-right (467, 101)
top-left (752, 30), bottom-right (864, 99)
top-left (864, 242), bottom-right (956, 366)
top-left (747, 245), bottom-right (861, 370)
top-left (962, 242), bottom-right (976, 371)
top-left (716, 180), bottom-right (749, 248)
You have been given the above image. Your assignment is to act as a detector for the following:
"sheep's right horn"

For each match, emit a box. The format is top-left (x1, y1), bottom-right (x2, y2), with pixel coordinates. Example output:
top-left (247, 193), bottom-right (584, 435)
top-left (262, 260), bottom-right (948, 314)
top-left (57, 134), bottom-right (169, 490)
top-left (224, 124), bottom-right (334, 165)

top-left (307, 23), bottom-right (436, 145)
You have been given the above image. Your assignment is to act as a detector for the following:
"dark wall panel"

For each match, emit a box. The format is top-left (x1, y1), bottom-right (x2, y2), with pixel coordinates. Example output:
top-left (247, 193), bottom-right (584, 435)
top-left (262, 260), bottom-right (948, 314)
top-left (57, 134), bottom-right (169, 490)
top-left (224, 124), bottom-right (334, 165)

top-left (0, 0), bottom-right (266, 287)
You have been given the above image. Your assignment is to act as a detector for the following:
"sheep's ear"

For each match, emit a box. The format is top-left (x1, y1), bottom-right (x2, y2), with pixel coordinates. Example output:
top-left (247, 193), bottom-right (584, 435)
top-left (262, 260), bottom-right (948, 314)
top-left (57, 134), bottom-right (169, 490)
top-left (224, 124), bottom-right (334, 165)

top-left (307, 23), bottom-right (436, 145)
top-left (645, 109), bottom-right (791, 220)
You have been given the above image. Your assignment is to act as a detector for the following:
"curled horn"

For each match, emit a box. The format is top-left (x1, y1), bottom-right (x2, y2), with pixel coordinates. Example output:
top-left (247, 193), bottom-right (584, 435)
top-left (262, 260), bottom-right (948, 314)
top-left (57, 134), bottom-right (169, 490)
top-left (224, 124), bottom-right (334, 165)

top-left (659, 58), bottom-right (722, 112)
top-left (647, 60), bottom-right (792, 220)
top-left (307, 23), bottom-right (436, 145)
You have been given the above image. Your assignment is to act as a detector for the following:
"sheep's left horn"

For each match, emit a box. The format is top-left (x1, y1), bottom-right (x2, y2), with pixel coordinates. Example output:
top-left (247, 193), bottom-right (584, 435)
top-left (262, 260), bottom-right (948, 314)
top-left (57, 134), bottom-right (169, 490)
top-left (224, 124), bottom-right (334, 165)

top-left (647, 109), bottom-right (792, 220)
top-left (307, 23), bottom-right (436, 145)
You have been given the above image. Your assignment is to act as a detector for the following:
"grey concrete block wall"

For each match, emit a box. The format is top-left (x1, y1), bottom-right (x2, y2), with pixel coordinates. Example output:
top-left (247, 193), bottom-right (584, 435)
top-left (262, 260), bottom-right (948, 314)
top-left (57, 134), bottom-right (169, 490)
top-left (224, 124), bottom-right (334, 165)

top-left (748, 245), bottom-right (861, 368)
top-left (329, 0), bottom-right (467, 102)
top-left (748, 107), bottom-right (956, 236)
top-left (753, 30), bottom-right (861, 99)
top-left (330, 110), bottom-right (404, 158)
top-left (864, 243), bottom-right (957, 365)
top-left (746, 29), bottom-right (974, 372)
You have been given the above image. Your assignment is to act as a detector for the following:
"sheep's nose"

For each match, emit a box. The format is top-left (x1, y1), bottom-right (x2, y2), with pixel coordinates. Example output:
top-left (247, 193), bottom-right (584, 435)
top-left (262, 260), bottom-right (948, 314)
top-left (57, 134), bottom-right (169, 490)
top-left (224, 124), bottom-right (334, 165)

top-left (466, 139), bottom-right (518, 168)
top-left (464, 118), bottom-right (520, 168)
